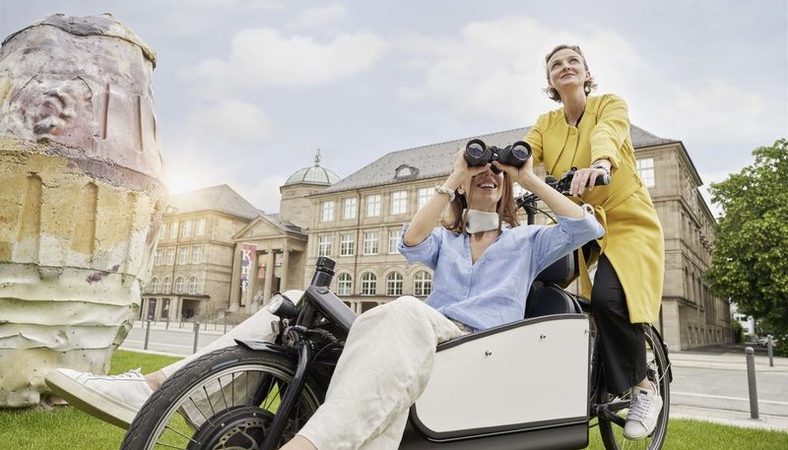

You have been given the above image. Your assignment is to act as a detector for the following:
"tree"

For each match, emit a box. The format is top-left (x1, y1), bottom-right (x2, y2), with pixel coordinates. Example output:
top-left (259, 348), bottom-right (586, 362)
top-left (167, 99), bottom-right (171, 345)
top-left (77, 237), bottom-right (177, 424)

top-left (706, 139), bottom-right (788, 344)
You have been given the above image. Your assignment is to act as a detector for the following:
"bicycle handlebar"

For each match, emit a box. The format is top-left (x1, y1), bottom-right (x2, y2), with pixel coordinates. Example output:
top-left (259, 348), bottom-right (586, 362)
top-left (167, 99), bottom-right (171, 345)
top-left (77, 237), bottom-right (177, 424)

top-left (515, 167), bottom-right (611, 225)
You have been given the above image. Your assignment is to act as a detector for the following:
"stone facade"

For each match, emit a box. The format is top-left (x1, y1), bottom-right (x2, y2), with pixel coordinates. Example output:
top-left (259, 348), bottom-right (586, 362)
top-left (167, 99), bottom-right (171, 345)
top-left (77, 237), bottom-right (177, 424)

top-left (141, 185), bottom-right (262, 322)
top-left (145, 127), bottom-right (731, 351)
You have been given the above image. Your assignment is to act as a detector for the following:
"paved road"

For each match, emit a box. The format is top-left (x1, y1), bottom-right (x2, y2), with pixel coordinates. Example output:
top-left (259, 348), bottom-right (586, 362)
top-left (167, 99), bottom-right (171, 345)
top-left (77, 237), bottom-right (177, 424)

top-left (671, 358), bottom-right (788, 416)
top-left (120, 326), bottom-right (788, 431)
top-left (120, 321), bottom-right (224, 355)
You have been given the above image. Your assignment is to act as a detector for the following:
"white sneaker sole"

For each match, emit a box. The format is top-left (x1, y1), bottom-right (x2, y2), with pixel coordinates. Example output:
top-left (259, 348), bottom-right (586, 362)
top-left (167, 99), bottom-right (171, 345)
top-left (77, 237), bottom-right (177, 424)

top-left (623, 396), bottom-right (664, 440)
top-left (45, 370), bottom-right (138, 430)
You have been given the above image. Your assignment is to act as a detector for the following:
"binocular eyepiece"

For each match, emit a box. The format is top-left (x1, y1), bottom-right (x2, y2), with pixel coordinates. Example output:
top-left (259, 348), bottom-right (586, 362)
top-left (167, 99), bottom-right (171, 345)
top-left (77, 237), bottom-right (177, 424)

top-left (464, 139), bottom-right (532, 173)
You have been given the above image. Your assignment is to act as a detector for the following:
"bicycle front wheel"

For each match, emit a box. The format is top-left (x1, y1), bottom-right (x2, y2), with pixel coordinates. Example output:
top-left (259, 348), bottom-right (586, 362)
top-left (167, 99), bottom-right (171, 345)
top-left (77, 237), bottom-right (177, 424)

top-left (596, 325), bottom-right (670, 450)
top-left (120, 345), bottom-right (324, 450)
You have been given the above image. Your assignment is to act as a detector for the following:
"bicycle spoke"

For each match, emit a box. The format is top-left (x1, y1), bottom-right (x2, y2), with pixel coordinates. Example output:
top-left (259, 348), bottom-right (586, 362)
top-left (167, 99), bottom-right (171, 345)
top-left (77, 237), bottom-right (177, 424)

top-left (202, 385), bottom-right (217, 417)
top-left (188, 396), bottom-right (214, 427)
top-left (218, 377), bottom-right (229, 410)
top-left (161, 423), bottom-right (200, 445)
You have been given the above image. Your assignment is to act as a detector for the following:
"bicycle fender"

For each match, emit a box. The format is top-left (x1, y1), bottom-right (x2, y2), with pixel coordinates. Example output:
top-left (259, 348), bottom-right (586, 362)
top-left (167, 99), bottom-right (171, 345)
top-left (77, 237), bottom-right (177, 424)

top-left (649, 325), bottom-right (673, 383)
top-left (234, 339), bottom-right (292, 357)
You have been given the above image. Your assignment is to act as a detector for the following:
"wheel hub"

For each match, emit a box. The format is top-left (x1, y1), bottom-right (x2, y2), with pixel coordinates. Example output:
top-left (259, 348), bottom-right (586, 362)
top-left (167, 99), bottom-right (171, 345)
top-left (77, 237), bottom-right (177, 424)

top-left (188, 406), bottom-right (274, 450)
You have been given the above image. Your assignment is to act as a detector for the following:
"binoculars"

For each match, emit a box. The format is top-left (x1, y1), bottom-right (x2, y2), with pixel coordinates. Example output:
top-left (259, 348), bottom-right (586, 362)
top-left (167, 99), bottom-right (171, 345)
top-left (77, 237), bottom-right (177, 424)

top-left (464, 139), bottom-right (532, 173)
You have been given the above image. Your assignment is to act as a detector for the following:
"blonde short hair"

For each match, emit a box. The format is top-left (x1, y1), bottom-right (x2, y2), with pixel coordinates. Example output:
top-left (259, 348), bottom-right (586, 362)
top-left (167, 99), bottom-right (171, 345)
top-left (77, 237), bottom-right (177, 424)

top-left (543, 44), bottom-right (597, 103)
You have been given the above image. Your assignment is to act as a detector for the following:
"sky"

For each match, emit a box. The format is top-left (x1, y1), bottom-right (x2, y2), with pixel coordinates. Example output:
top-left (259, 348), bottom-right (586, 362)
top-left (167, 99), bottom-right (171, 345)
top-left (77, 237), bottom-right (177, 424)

top-left (1, 0), bottom-right (786, 215)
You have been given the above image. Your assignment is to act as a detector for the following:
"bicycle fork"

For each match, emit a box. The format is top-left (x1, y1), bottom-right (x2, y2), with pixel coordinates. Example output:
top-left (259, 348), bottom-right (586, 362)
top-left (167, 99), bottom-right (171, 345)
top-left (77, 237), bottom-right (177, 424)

top-left (261, 343), bottom-right (314, 450)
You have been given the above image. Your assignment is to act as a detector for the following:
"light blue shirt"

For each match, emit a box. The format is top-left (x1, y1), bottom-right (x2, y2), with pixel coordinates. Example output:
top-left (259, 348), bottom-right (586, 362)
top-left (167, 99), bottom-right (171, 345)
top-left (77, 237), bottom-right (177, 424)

top-left (398, 213), bottom-right (604, 331)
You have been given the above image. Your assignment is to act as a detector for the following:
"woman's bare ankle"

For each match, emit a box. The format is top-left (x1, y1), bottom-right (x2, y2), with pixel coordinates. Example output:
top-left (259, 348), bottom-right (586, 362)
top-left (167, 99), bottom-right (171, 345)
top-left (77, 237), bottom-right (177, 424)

top-left (144, 371), bottom-right (167, 391)
top-left (279, 434), bottom-right (317, 450)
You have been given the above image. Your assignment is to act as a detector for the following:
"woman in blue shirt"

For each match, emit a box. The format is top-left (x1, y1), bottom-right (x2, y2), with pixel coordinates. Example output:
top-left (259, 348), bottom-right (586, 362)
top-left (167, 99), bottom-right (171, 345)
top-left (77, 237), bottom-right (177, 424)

top-left (282, 149), bottom-right (603, 450)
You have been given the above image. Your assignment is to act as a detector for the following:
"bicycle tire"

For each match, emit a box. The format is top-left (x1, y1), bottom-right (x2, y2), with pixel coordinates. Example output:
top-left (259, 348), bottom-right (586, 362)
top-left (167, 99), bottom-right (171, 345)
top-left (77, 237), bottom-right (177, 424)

top-left (597, 325), bottom-right (670, 450)
top-left (120, 345), bottom-right (324, 450)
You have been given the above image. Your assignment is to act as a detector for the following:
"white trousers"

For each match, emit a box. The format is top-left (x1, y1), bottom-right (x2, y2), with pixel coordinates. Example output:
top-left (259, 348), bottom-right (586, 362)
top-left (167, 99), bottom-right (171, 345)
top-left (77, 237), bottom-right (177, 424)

top-left (298, 296), bottom-right (467, 450)
top-left (158, 294), bottom-right (467, 450)
top-left (159, 290), bottom-right (303, 377)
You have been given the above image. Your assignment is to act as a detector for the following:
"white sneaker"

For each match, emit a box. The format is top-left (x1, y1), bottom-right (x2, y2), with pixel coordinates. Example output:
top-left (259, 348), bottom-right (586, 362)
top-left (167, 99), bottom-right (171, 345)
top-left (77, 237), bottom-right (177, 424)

top-left (45, 368), bottom-right (152, 429)
top-left (623, 381), bottom-right (663, 440)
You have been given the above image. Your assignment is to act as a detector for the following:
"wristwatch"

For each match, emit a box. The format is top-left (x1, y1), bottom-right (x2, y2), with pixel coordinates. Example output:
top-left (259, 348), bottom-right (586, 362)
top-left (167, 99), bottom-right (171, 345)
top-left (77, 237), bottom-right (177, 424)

top-left (591, 162), bottom-right (611, 176)
top-left (434, 185), bottom-right (456, 202)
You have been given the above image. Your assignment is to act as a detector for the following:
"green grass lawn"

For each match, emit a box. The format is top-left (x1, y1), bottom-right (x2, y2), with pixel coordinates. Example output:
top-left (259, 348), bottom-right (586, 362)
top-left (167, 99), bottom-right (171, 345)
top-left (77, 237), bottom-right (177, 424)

top-left (1, 350), bottom-right (787, 449)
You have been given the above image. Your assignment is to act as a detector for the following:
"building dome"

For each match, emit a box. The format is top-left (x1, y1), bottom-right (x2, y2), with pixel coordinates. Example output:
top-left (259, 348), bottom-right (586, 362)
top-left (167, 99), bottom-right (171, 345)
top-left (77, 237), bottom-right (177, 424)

top-left (284, 150), bottom-right (341, 186)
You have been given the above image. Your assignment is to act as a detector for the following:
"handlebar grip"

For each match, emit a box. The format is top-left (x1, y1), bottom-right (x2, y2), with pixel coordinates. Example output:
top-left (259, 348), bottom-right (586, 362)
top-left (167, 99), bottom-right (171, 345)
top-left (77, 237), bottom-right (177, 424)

top-left (592, 173), bottom-right (611, 186)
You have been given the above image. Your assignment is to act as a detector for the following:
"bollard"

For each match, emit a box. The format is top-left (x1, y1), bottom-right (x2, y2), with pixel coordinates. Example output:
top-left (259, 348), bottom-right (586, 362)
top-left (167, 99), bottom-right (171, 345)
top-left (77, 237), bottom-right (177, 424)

top-left (165, 318), bottom-right (170, 330)
top-left (224, 318), bottom-right (228, 334)
top-left (144, 320), bottom-right (152, 350)
top-left (767, 337), bottom-right (774, 367)
top-left (745, 346), bottom-right (759, 419)
top-left (193, 322), bottom-right (200, 354)
top-left (204, 321), bottom-right (208, 331)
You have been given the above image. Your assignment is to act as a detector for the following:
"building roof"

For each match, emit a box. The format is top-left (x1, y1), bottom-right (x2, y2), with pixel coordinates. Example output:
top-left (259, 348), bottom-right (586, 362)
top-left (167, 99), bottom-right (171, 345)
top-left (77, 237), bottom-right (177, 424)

top-left (169, 184), bottom-right (262, 220)
top-left (263, 213), bottom-right (305, 235)
top-left (319, 124), bottom-right (678, 194)
top-left (284, 149), bottom-right (341, 186)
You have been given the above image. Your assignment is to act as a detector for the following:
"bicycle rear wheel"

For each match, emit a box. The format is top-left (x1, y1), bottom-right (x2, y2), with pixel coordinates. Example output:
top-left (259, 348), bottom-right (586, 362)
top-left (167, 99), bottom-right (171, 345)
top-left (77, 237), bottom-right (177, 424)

top-left (596, 325), bottom-right (670, 450)
top-left (120, 345), bottom-right (324, 450)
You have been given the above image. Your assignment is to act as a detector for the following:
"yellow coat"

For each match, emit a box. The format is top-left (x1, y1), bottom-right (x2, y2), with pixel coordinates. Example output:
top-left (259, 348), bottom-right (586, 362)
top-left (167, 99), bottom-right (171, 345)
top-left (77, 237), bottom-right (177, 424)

top-left (524, 94), bottom-right (664, 323)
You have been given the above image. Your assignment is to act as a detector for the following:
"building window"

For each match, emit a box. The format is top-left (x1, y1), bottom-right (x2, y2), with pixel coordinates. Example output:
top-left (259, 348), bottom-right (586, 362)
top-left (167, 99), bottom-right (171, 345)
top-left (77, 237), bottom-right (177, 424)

top-left (366, 194), bottom-right (381, 217)
top-left (637, 158), bottom-right (655, 188)
top-left (363, 231), bottom-right (379, 255)
top-left (175, 276), bottom-right (184, 294)
top-left (388, 229), bottom-right (401, 254)
top-left (418, 187), bottom-right (433, 210)
top-left (162, 277), bottom-right (171, 293)
top-left (343, 198), bottom-right (357, 220)
top-left (386, 272), bottom-right (403, 296)
top-left (166, 248), bottom-right (176, 265)
top-left (183, 220), bottom-right (192, 238)
top-left (361, 272), bottom-right (377, 296)
top-left (318, 235), bottom-right (332, 257)
top-left (192, 246), bottom-right (203, 264)
top-left (150, 277), bottom-right (159, 294)
top-left (337, 273), bottom-right (353, 296)
top-left (155, 249), bottom-right (163, 265)
top-left (170, 221), bottom-right (179, 240)
top-left (195, 218), bottom-right (206, 236)
top-left (340, 233), bottom-right (355, 256)
top-left (414, 270), bottom-right (433, 296)
top-left (188, 276), bottom-right (198, 295)
top-left (158, 225), bottom-right (166, 240)
top-left (390, 191), bottom-right (407, 215)
top-left (179, 247), bottom-right (190, 265)
top-left (320, 201), bottom-right (335, 222)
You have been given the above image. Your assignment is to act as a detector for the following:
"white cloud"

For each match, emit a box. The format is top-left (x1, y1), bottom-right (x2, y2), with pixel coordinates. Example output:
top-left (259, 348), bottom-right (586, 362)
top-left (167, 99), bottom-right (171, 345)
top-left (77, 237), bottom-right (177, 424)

top-left (246, 175), bottom-right (288, 213)
top-left (183, 28), bottom-right (388, 97)
top-left (185, 100), bottom-right (274, 141)
top-left (287, 3), bottom-right (347, 30)
top-left (181, 0), bottom-right (281, 9)
top-left (399, 16), bottom-right (781, 148)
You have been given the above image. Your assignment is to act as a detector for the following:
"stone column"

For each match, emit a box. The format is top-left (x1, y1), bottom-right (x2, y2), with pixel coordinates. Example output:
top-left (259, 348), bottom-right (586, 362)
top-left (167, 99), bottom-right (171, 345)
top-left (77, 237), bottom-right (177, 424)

top-left (263, 250), bottom-right (276, 303)
top-left (229, 243), bottom-right (242, 311)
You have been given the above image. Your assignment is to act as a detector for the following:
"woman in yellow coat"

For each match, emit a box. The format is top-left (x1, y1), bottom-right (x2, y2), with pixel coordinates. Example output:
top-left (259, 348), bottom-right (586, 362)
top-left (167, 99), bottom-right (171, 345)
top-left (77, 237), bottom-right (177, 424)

top-left (524, 45), bottom-right (665, 441)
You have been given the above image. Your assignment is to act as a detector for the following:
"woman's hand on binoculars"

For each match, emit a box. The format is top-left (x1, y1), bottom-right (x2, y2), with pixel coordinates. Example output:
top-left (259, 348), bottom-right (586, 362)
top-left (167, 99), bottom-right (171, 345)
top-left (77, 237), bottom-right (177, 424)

top-left (448, 148), bottom-right (492, 189)
top-left (568, 167), bottom-right (608, 196)
top-left (491, 155), bottom-right (535, 187)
